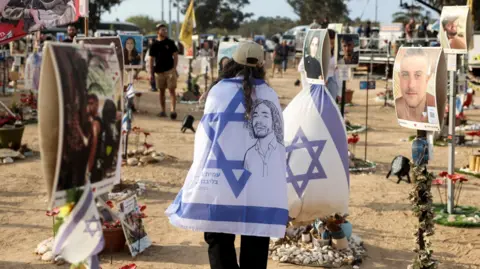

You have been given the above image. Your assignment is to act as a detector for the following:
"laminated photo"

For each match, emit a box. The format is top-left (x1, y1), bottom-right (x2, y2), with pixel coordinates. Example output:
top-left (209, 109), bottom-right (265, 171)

top-left (119, 34), bottom-right (143, 69)
top-left (439, 5), bottom-right (473, 54)
top-left (38, 43), bottom-right (123, 207)
top-left (393, 47), bottom-right (447, 131)
top-left (217, 41), bottom-right (238, 70)
top-left (337, 34), bottom-right (360, 66)
top-left (119, 195), bottom-right (152, 257)
top-left (303, 29), bottom-right (330, 85)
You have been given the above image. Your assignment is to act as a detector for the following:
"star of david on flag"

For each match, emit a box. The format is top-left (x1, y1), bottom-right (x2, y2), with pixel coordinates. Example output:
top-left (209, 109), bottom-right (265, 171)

top-left (200, 89), bottom-right (252, 198)
top-left (283, 83), bottom-right (349, 223)
top-left (53, 182), bottom-right (104, 268)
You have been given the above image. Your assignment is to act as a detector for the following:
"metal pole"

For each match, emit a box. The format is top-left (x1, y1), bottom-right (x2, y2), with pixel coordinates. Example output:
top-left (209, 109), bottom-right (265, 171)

top-left (447, 55), bottom-right (458, 214)
top-left (341, 80), bottom-right (346, 117)
top-left (375, 0), bottom-right (378, 23)
top-left (168, 0), bottom-right (172, 38)
top-left (162, 0), bottom-right (164, 22)
top-left (364, 52), bottom-right (373, 162)
top-left (176, 0), bottom-right (180, 41)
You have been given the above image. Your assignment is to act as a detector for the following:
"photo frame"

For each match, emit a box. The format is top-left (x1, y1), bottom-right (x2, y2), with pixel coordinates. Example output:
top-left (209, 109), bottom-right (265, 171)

top-left (9, 39), bottom-right (27, 56)
top-left (337, 34), bottom-right (360, 67)
top-left (439, 5), bottom-right (474, 54)
top-left (119, 195), bottom-right (152, 257)
top-left (119, 34), bottom-right (144, 69)
top-left (38, 42), bottom-right (123, 208)
top-left (303, 29), bottom-right (330, 85)
top-left (393, 47), bottom-right (447, 131)
top-left (217, 42), bottom-right (239, 70)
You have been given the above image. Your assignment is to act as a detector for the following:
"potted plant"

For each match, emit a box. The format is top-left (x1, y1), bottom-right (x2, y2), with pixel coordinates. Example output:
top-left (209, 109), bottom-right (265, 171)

top-left (100, 200), bottom-right (126, 253)
top-left (344, 89), bottom-right (354, 104)
top-left (321, 214), bottom-right (351, 250)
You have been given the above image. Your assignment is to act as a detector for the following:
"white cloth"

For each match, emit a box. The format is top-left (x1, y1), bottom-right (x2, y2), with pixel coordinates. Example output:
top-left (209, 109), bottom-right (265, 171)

top-left (24, 52), bottom-right (42, 90)
top-left (283, 82), bottom-right (349, 224)
top-left (166, 78), bottom-right (288, 238)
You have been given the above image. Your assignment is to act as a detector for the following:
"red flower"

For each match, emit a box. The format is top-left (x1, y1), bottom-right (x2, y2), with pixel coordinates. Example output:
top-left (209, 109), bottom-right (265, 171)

top-left (144, 142), bottom-right (153, 149)
top-left (447, 174), bottom-right (466, 184)
top-left (106, 200), bottom-right (114, 208)
top-left (119, 264), bottom-right (137, 269)
top-left (439, 171), bottom-right (448, 177)
top-left (143, 132), bottom-right (151, 137)
top-left (432, 179), bottom-right (445, 185)
top-left (46, 208), bottom-right (60, 217)
top-left (139, 205), bottom-right (147, 212)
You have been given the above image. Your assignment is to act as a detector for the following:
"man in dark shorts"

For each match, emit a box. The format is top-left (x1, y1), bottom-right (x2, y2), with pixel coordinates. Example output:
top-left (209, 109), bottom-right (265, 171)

top-left (149, 24), bottom-right (179, 120)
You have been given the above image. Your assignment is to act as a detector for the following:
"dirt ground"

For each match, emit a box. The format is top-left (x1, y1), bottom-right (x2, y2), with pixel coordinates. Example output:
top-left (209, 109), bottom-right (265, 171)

top-left (1, 69), bottom-right (480, 269)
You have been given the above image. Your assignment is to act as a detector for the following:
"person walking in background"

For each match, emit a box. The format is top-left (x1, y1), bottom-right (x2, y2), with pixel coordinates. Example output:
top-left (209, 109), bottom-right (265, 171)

top-left (149, 24), bottom-right (179, 120)
top-left (365, 21), bottom-right (372, 38)
top-left (145, 38), bottom-right (157, 92)
top-left (62, 24), bottom-right (77, 43)
top-left (272, 40), bottom-right (288, 78)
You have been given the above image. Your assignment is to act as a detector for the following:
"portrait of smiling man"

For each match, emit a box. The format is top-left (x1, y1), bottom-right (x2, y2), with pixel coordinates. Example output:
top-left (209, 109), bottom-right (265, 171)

top-left (395, 49), bottom-right (436, 123)
top-left (244, 99), bottom-right (283, 178)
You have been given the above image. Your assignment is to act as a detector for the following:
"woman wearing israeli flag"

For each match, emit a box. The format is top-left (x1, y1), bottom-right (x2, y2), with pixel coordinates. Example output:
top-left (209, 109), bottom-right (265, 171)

top-left (166, 41), bottom-right (288, 269)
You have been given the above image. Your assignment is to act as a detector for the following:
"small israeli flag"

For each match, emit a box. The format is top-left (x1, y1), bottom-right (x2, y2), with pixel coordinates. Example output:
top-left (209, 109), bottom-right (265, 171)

top-left (53, 182), bottom-right (104, 268)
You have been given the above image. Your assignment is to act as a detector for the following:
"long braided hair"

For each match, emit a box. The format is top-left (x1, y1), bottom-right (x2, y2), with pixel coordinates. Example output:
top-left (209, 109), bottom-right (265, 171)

top-left (207, 59), bottom-right (266, 119)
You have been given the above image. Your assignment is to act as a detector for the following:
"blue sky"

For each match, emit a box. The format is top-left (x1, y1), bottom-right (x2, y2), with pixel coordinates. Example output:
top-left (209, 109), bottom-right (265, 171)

top-left (102, 0), bottom-right (439, 24)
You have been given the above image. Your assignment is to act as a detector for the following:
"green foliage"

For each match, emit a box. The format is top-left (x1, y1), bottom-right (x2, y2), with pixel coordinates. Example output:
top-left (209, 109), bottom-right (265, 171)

top-left (126, 15), bottom-right (161, 35)
top-left (286, 0), bottom-right (350, 25)
top-left (179, 0), bottom-right (252, 32)
top-left (87, 0), bottom-right (124, 33)
top-left (392, 5), bottom-right (427, 24)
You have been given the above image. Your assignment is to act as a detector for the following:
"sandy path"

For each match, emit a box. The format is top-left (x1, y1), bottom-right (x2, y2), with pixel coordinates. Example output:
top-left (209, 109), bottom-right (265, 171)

top-left (0, 70), bottom-right (479, 269)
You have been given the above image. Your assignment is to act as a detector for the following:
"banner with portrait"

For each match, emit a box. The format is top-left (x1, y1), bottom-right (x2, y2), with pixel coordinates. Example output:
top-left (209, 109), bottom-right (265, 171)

top-left (38, 43), bottom-right (123, 208)
top-left (393, 47), bottom-right (447, 131)
top-left (439, 5), bottom-right (474, 54)
top-left (303, 29), bottom-right (330, 85)
top-left (328, 23), bottom-right (343, 34)
top-left (217, 41), bottom-right (238, 72)
top-left (337, 34), bottom-right (360, 67)
top-left (119, 195), bottom-right (152, 257)
top-left (74, 36), bottom-right (125, 82)
top-left (119, 34), bottom-right (143, 69)
top-left (0, 0), bottom-right (80, 45)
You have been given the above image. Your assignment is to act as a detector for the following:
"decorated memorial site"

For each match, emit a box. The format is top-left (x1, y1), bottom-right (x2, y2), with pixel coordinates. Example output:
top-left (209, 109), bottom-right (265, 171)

top-left (1, 0), bottom-right (480, 269)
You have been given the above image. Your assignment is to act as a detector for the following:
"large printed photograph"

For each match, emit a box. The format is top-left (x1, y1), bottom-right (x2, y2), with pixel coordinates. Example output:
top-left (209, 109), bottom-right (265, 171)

top-left (393, 47), bottom-right (444, 131)
top-left (119, 34), bottom-right (143, 69)
top-left (303, 29), bottom-right (329, 84)
top-left (49, 43), bottom-right (122, 206)
top-left (119, 195), bottom-right (151, 257)
top-left (0, 0), bottom-right (79, 44)
top-left (337, 34), bottom-right (359, 66)
top-left (74, 36), bottom-right (125, 77)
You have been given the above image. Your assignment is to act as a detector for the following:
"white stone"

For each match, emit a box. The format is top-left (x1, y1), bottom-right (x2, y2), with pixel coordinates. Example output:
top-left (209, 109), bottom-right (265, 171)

top-left (41, 251), bottom-right (54, 262)
top-left (303, 257), bottom-right (311, 265)
top-left (280, 256), bottom-right (288, 262)
top-left (3, 157), bottom-right (13, 164)
top-left (127, 158), bottom-right (138, 166)
top-left (36, 244), bottom-right (49, 255)
top-left (54, 256), bottom-right (65, 265)
top-left (272, 255), bottom-right (279, 261)
top-left (353, 266), bottom-right (360, 269)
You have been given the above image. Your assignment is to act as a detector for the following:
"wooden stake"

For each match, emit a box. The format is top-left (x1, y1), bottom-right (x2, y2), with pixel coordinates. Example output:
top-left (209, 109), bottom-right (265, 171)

top-left (84, 17), bottom-right (89, 36)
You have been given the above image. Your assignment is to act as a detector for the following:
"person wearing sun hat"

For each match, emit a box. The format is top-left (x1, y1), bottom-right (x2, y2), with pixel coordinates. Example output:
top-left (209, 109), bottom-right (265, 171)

top-left (165, 41), bottom-right (288, 269)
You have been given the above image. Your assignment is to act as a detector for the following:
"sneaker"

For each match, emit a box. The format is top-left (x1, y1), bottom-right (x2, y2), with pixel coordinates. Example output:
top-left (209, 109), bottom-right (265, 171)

top-left (150, 88), bottom-right (158, 92)
top-left (170, 112), bottom-right (177, 120)
top-left (157, 112), bottom-right (167, 117)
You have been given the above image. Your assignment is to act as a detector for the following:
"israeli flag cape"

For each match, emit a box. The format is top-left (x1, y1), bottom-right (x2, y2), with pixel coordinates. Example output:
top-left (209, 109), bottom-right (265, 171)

top-left (283, 81), bottom-right (349, 223)
top-left (166, 78), bottom-right (289, 238)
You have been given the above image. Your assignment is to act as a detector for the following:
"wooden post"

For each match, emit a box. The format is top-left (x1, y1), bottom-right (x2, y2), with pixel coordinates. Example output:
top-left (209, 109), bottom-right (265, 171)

top-left (84, 17), bottom-right (89, 37)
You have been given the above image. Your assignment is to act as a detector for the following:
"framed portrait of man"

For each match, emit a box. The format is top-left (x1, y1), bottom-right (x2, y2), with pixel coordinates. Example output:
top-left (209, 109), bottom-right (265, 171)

top-left (439, 5), bottom-right (474, 54)
top-left (393, 47), bottom-right (447, 131)
top-left (337, 34), bottom-right (360, 67)
top-left (303, 29), bottom-right (330, 85)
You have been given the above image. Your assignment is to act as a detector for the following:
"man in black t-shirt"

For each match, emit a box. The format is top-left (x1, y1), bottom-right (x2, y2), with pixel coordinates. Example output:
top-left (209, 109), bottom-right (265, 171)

top-left (149, 24), bottom-right (179, 120)
top-left (63, 25), bottom-right (77, 43)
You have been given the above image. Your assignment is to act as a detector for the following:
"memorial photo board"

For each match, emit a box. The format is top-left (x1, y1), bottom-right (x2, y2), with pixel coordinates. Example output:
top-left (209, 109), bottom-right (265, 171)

top-left (303, 29), bottom-right (330, 84)
top-left (119, 195), bottom-right (152, 257)
top-left (38, 43), bottom-right (123, 207)
top-left (439, 5), bottom-right (474, 54)
top-left (393, 47), bottom-right (447, 131)
top-left (217, 41), bottom-right (238, 69)
top-left (0, 0), bottom-right (80, 45)
top-left (9, 38), bottom-right (26, 56)
top-left (119, 34), bottom-right (143, 69)
top-left (337, 34), bottom-right (360, 66)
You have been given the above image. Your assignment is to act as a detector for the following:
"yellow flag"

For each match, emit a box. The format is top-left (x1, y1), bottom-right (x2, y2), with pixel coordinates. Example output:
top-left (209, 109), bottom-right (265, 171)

top-left (179, 0), bottom-right (196, 49)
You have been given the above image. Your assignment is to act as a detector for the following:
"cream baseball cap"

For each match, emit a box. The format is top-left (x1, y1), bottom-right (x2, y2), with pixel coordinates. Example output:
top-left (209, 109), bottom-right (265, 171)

top-left (232, 41), bottom-right (264, 67)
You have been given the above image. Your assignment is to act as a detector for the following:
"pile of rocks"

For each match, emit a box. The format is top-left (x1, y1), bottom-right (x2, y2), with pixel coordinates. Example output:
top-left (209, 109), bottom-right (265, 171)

top-left (125, 147), bottom-right (167, 166)
top-left (444, 214), bottom-right (480, 224)
top-left (34, 237), bottom-right (65, 265)
top-left (269, 235), bottom-right (366, 268)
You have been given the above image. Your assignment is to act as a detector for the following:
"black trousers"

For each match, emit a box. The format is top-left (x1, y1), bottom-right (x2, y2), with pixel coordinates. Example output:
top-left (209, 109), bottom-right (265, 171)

top-left (204, 232), bottom-right (270, 269)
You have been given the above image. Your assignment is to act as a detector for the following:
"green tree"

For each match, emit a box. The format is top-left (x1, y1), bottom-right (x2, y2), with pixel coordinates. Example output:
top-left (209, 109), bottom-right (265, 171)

top-left (88, 0), bottom-right (124, 33)
top-left (287, 0), bottom-right (350, 25)
top-left (234, 16), bottom-right (298, 38)
top-left (392, 4), bottom-right (425, 24)
top-left (179, 0), bottom-right (253, 32)
top-left (126, 15), bottom-right (160, 34)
